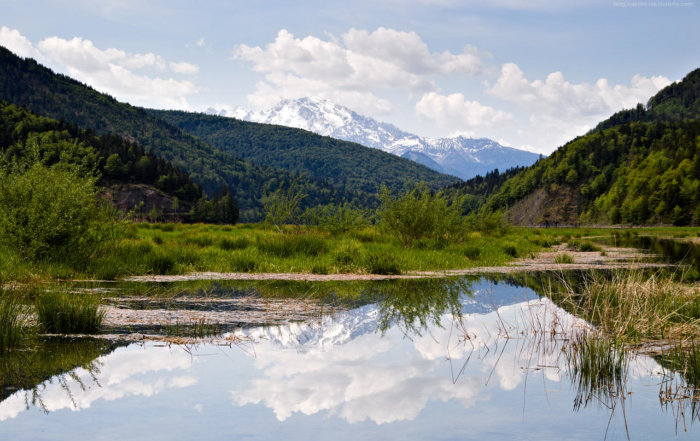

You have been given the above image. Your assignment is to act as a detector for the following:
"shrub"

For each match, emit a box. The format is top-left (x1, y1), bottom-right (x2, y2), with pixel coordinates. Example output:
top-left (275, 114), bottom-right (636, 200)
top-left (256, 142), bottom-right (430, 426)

top-left (304, 203), bottom-right (371, 235)
top-left (377, 183), bottom-right (465, 246)
top-left (36, 292), bottom-right (105, 334)
top-left (0, 164), bottom-right (118, 263)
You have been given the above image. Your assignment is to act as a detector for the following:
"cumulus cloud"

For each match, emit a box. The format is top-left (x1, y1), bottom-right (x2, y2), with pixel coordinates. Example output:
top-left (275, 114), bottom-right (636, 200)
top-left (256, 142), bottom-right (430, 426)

top-left (415, 91), bottom-right (514, 133)
top-left (0, 26), bottom-right (41, 59)
top-left (486, 63), bottom-right (670, 151)
top-left (233, 27), bottom-right (485, 115)
top-left (488, 62), bottom-right (669, 120)
top-left (169, 61), bottom-right (199, 75)
top-left (0, 27), bottom-right (201, 109)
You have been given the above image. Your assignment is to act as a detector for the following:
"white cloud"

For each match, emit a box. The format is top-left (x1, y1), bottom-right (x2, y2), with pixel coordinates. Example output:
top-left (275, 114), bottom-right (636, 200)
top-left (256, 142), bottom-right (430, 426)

top-left (195, 37), bottom-right (205, 47)
top-left (488, 62), bottom-right (669, 120)
top-left (1, 27), bottom-right (200, 109)
top-left (0, 26), bottom-right (41, 59)
top-left (415, 91), bottom-right (514, 133)
top-left (487, 63), bottom-right (670, 152)
top-left (233, 27), bottom-right (485, 116)
top-left (169, 61), bottom-right (199, 75)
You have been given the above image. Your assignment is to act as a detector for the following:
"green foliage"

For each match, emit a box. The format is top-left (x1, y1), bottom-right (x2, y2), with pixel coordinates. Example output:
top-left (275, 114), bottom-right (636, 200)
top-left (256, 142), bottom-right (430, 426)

top-left (263, 182), bottom-right (307, 230)
top-left (36, 292), bottom-right (105, 334)
top-left (303, 203), bottom-right (371, 235)
top-left (0, 164), bottom-right (116, 262)
top-left (377, 183), bottom-right (466, 246)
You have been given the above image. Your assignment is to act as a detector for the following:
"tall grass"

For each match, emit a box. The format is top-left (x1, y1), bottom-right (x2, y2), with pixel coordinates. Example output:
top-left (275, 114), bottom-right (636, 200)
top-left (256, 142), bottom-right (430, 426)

top-left (36, 292), bottom-right (105, 334)
top-left (566, 333), bottom-right (629, 411)
top-left (550, 272), bottom-right (700, 341)
top-left (0, 295), bottom-right (24, 352)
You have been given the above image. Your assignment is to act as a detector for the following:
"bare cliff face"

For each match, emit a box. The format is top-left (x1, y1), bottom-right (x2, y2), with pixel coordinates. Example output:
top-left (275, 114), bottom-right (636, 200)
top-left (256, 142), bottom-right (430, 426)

top-left (99, 184), bottom-right (185, 221)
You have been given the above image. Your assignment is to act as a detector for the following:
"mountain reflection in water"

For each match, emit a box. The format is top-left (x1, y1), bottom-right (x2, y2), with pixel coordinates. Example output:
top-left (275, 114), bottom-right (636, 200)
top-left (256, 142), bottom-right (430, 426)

top-left (0, 278), bottom-right (697, 441)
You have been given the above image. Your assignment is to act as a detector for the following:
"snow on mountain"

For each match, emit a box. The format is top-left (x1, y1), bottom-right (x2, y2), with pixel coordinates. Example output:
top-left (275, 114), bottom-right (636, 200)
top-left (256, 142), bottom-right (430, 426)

top-left (210, 97), bottom-right (541, 180)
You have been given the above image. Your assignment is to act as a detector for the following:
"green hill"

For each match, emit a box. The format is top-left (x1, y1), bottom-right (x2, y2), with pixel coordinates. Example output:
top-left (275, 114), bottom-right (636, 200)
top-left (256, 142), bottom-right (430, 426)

top-left (0, 46), bottom-right (459, 220)
top-left (459, 67), bottom-right (700, 226)
top-left (0, 100), bottom-right (238, 223)
top-left (147, 109), bottom-right (459, 195)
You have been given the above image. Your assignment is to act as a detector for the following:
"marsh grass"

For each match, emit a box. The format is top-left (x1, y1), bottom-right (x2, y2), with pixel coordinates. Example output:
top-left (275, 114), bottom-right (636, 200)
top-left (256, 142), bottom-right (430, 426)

top-left (165, 318), bottom-right (221, 338)
top-left (8, 224), bottom-right (698, 281)
top-left (565, 332), bottom-right (630, 411)
top-left (555, 253), bottom-right (575, 264)
top-left (36, 292), bottom-right (105, 334)
top-left (0, 295), bottom-right (25, 352)
top-left (364, 252), bottom-right (401, 275)
top-left (550, 272), bottom-right (700, 341)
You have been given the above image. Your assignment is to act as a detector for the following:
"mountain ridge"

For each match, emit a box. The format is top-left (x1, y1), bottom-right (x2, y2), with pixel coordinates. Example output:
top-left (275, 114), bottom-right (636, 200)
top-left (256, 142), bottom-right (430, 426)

top-left (211, 97), bottom-right (541, 180)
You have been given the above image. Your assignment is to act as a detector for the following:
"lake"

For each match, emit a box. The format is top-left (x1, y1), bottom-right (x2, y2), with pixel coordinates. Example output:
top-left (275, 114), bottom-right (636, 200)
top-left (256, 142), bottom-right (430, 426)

top-left (1, 275), bottom-right (698, 440)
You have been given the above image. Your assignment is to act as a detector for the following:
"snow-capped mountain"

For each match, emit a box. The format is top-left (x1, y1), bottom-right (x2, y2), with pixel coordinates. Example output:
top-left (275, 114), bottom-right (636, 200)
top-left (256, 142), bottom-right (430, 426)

top-left (210, 97), bottom-right (541, 180)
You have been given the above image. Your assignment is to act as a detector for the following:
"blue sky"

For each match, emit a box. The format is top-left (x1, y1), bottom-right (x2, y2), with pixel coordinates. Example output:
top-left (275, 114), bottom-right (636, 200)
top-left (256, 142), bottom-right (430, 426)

top-left (1, 0), bottom-right (698, 153)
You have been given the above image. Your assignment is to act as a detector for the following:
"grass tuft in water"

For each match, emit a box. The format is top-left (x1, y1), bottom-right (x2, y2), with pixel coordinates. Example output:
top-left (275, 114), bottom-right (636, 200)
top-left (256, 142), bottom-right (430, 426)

top-left (0, 295), bottom-right (24, 352)
top-left (555, 253), bottom-right (575, 264)
top-left (566, 333), bottom-right (629, 411)
top-left (36, 292), bottom-right (105, 334)
top-left (165, 318), bottom-right (221, 338)
top-left (550, 272), bottom-right (700, 341)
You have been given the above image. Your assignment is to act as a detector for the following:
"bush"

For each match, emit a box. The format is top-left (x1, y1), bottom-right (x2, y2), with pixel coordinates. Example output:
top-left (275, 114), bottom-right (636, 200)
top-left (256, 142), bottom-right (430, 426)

top-left (377, 183), bottom-right (465, 246)
top-left (304, 203), bottom-right (371, 235)
top-left (0, 164), bottom-right (118, 263)
top-left (36, 292), bottom-right (105, 334)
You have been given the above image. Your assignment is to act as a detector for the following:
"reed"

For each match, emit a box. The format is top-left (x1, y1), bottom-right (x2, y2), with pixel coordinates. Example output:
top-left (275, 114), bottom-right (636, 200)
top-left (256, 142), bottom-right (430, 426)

top-left (36, 291), bottom-right (105, 334)
top-left (0, 295), bottom-right (25, 352)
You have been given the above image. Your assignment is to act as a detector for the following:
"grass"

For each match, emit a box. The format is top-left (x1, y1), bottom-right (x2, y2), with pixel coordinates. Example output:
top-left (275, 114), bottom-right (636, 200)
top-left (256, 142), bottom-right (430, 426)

top-left (565, 332), bottom-right (629, 410)
top-left (165, 318), bottom-right (222, 338)
top-left (554, 253), bottom-right (575, 264)
top-left (549, 272), bottom-right (700, 341)
top-left (36, 291), bottom-right (105, 334)
top-left (1, 224), bottom-right (699, 281)
top-left (0, 294), bottom-right (25, 352)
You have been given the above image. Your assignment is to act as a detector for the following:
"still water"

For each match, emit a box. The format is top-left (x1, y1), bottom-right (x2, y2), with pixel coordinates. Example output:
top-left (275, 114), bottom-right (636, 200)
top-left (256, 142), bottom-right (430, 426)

top-left (1, 277), bottom-right (698, 440)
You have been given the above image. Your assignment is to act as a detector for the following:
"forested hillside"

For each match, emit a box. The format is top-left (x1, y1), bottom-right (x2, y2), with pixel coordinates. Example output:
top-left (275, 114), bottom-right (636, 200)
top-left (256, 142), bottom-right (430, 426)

top-left (0, 46), bottom-right (459, 220)
top-left (472, 67), bottom-right (700, 226)
top-left (0, 101), bottom-right (238, 223)
top-left (147, 110), bottom-right (459, 193)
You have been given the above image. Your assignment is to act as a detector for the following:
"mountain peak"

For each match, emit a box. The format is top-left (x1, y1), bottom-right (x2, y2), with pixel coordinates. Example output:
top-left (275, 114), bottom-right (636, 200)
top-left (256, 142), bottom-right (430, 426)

top-left (213, 97), bottom-right (540, 180)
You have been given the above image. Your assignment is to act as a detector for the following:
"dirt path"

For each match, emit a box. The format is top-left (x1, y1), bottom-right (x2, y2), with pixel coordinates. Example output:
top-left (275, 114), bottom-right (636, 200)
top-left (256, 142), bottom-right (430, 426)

top-left (123, 244), bottom-right (672, 282)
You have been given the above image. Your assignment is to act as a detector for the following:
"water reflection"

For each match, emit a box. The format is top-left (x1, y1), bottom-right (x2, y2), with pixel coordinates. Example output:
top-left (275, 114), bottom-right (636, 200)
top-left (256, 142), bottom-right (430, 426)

top-left (1, 277), bottom-right (698, 440)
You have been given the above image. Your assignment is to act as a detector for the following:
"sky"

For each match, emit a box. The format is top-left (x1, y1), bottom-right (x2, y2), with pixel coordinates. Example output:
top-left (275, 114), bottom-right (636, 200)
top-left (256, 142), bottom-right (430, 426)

top-left (1, 0), bottom-right (698, 154)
